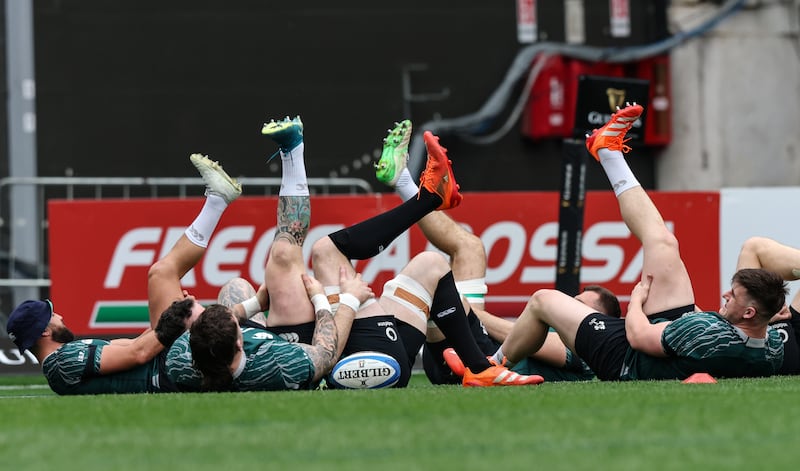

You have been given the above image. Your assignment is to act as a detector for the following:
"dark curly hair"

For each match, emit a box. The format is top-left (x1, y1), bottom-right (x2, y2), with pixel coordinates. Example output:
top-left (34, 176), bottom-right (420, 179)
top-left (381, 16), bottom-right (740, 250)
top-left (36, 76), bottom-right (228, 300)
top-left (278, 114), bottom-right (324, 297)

top-left (189, 304), bottom-right (239, 392)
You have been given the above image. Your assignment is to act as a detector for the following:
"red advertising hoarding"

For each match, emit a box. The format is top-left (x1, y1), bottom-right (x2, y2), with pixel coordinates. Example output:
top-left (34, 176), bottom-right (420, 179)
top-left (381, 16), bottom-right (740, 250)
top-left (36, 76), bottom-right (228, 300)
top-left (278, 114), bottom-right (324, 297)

top-left (49, 191), bottom-right (719, 335)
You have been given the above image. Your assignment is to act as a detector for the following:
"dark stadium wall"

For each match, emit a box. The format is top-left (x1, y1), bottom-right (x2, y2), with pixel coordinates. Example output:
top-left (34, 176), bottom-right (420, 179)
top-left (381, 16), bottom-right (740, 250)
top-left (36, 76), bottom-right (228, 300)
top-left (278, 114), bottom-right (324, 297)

top-left (29, 0), bottom-right (654, 192)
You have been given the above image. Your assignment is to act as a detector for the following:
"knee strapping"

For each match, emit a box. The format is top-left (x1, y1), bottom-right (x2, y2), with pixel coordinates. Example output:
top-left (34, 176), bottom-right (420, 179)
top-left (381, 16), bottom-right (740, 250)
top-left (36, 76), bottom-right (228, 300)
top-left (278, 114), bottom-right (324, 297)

top-left (382, 274), bottom-right (431, 324)
top-left (455, 278), bottom-right (488, 307)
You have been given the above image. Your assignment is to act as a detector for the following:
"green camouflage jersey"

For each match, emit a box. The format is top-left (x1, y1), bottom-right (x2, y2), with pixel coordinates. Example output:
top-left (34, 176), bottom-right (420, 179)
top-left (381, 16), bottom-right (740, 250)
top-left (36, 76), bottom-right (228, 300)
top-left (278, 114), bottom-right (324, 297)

top-left (621, 311), bottom-right (784, 380)
top-left (42, 339), bottom-right (169, 395)
top-left (165, 325), bottom-right (316, 392)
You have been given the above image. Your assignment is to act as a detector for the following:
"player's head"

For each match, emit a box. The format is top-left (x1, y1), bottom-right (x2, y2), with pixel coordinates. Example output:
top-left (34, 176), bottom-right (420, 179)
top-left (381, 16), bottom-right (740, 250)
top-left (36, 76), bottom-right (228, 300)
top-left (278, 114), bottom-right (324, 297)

top-left (5, 299), bottom-right (74, 352)
top-left (162, 297), bottom-right (205, 329)
top-left (721, 268), bottom-right (786, 324)
top-left (576, 285), bottom-right (621, 318)
top-left (189, 304), bottom-right (242, 391)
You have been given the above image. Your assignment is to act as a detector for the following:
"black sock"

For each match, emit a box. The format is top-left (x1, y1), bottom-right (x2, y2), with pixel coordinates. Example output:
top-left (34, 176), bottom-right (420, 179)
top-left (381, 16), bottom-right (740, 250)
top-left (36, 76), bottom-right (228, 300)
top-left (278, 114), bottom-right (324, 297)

top-left (327, 188), bottom-right (440, 260)
top-left (429, 271), bottom-right (492, 373)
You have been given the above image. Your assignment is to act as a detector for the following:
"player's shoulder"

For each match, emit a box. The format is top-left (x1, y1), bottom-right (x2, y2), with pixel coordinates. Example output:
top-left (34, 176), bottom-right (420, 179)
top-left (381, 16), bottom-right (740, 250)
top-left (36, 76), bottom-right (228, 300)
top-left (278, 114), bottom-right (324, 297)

top-left (242, 326), bottom-right (283, 343)
top-left (57, 338), bottom-right (108, 353)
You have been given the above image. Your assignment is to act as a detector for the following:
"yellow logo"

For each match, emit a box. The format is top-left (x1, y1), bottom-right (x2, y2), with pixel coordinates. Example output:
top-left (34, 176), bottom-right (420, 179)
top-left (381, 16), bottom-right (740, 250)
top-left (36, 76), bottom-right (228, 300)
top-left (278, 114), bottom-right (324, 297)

top-left (606, 88), bottom-right (627, 111)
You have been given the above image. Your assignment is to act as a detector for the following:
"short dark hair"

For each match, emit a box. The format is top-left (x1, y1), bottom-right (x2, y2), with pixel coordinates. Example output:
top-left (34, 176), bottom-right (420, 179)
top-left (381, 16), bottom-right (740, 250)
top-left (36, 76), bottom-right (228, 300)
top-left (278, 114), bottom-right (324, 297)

top-left (583, 285), bottom-right (622, 318)
top-left (189, 304), bottom-right (238, 392)
top-left (732, 268), bottom-right (787, 323)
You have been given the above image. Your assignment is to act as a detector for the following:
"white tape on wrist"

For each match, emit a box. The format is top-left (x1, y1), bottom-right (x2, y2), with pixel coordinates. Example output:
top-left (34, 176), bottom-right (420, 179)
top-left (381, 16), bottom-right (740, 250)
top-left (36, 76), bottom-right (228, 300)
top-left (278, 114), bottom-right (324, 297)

top-left (310, 293), bottom-right (332, 314)
top-left (338, 293), bottom-right (361, 313)
top-left (242, 296), bottom-right (262, 317)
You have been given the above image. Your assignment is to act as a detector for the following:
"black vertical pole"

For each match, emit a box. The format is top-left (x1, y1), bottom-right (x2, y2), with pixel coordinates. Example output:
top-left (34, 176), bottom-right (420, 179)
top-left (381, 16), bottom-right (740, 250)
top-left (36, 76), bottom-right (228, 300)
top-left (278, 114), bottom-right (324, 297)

top-left (555, 138), bottom-right (587, 296)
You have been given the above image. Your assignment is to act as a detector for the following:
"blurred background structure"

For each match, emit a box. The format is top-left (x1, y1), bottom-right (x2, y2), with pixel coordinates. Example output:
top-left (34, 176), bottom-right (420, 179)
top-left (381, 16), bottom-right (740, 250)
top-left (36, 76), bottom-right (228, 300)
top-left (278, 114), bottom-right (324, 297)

top-left (0, 0), bottom-right (799, 321)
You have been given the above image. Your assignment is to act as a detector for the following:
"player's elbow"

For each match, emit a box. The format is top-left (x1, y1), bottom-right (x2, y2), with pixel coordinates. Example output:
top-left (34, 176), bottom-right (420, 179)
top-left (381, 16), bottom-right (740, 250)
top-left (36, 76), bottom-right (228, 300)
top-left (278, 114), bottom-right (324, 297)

top-left (626, 329), bottom-right (648, 351)
top-left (626, 328), bottom-right (664, 356)
top-left (132, 345), bottom-right (159, 366)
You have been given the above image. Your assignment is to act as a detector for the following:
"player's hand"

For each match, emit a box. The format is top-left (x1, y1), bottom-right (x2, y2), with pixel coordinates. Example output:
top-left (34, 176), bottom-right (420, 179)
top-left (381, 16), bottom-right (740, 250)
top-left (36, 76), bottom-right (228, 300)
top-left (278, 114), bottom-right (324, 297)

top-left (769, 304), bottom-right (791, 323)
top-left (255, 283), bottom-right (271, 311)
top-left (339, 266), bottom-right (373, 304)
top-left (302, 273), bottom-right (324, 299)
top-left (630, 274), bottom-right (653, 307)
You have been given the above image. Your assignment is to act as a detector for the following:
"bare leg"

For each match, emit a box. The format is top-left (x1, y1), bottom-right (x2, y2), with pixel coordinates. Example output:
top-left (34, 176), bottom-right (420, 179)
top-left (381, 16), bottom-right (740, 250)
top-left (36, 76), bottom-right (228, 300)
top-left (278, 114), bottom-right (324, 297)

top-left (147, 155), bottom-right (240, 328)
top-left (616, 187), bottom-right (694, 314)
top-left (501, 289), bottom-right (594, 362)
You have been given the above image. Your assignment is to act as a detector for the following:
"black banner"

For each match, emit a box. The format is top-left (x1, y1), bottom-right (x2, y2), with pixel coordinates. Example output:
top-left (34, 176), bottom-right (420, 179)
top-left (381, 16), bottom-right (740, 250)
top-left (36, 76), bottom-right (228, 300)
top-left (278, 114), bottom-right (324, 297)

top-left (554, 139), bottom-right (587, 297)
top-left (573, 75), bottom-right (650, 142)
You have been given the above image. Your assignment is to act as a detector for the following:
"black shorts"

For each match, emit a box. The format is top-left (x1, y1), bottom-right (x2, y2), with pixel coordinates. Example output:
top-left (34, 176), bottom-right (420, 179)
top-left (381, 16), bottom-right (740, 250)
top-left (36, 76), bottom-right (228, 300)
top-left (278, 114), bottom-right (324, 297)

top-left (574, 313), bottom-right (629, 381)
top-left (260, 321), bottom-right (315, 344)
top-left (339, 315), bottom-right (424, 388)
top-left (773, 307), bottom-right (800, 375)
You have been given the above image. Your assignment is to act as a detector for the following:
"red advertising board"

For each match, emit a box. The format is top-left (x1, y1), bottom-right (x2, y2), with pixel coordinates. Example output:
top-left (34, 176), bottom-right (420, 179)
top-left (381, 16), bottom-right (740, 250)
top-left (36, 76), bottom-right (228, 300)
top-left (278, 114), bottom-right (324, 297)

top-left (49, 191), bottom-right (720, 335)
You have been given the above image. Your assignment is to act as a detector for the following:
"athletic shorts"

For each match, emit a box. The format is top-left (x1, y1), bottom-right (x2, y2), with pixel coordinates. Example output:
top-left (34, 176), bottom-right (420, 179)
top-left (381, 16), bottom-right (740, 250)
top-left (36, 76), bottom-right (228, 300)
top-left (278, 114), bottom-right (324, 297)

top-left (260, 321), bottom-right (315, 344)
top-left (336, 315), bottom-right (424, 388)
top-left (773, 308), bottom-right (800, 375)
top-left (574, 313), bottom-right (629, 381)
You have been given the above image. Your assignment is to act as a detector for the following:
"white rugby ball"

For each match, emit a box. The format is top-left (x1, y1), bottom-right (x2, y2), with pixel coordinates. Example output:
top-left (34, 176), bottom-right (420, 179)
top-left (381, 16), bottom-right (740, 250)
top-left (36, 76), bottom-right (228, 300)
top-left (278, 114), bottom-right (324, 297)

top-left (328, 351), bottom-right (402, 389)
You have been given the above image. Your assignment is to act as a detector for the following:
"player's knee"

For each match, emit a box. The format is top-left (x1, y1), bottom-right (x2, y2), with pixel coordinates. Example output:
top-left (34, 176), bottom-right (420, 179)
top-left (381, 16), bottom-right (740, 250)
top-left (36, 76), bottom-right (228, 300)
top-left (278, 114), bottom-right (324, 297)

top-left (461, 232), bottom-right (486, 259)
top-left (410, 251), bottom-right (450, 275)
top-left (269, 238), bottom-right (299, 266)
top-left (527, 289), bottom-right (561, 312)
top-left (310, 236), bottom-right (338, 264)
top-left (147, 259), bottom-right (171, 283)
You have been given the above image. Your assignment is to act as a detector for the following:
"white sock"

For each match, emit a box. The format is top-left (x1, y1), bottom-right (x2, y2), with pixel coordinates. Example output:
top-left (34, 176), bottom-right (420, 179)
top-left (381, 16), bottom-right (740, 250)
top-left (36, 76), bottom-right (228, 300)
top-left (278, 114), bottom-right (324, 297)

top-left (598, 148), bottom-right (640, 196)
top-left (491, 347), bottom-right (512, 367)
top-left (280, 142), bottom-right (309, 196)
top-left (185, 194), bottom-right (228, 248)
top-left (394, 168), bottom-right (418, 201)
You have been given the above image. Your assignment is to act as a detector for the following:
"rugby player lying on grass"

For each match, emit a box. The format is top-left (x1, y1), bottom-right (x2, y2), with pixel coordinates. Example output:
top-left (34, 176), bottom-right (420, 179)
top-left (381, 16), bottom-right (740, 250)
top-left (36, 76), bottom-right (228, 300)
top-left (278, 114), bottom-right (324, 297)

top-left (4, 154), bottom-right (243, 394)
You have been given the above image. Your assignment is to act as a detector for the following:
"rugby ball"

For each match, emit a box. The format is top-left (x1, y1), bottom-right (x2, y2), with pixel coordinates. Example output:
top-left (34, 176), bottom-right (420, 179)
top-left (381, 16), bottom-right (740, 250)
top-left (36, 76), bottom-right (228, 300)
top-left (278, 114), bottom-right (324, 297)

top-left (328, 351), bottom-right (402, 389)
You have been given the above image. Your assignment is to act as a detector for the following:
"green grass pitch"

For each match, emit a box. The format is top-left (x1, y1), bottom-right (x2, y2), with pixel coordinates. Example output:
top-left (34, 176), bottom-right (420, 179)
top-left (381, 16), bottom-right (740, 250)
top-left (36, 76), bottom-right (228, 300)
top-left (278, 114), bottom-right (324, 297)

top-left (2, 373), bottom-right (800, 470)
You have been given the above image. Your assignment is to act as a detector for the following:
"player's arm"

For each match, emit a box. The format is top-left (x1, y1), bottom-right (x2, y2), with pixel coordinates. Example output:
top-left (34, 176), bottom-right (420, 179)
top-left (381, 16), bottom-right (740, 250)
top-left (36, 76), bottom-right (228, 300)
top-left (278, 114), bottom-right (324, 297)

top-left (330, 267), bottom-right (373, 359)
top-left (625, 275), bottom-right (669, 357)
top-left (473, 306), bottom-right (515, 342)
top-left (227, 283), bottom-right (270, 322)
top-left (300, 267), bottom-right (373, 380)
top-left (300, 272), bottom-right (339, 381)
top-left (98, 303), bottom-right (194, 373)
top-left (98, 330), bottom-right (165, 373)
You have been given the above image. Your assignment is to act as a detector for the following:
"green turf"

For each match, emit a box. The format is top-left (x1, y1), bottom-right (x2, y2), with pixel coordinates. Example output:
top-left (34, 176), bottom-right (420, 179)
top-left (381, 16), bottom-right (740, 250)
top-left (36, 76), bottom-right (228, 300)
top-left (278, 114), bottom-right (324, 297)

top-left (2, 373), bottom-right (799, 470)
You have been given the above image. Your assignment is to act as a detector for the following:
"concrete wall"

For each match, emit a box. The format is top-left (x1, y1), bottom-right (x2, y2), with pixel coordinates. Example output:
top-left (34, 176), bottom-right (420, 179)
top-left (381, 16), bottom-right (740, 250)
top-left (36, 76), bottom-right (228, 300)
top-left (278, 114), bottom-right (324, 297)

top-left (660, 0), bottom-right (800, 190)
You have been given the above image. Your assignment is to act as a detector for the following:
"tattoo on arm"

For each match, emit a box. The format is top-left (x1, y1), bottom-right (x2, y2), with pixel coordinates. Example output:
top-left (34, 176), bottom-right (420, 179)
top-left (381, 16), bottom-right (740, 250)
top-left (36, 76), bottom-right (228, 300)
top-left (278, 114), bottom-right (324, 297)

top-left (276, 196), bottom-right (311, 246)
top-left (304, 309), bottom-right (338, 380)
top-left (217, 279), bottom-right (256, 322)
top-left (218, 281), bottom-right (255, 308)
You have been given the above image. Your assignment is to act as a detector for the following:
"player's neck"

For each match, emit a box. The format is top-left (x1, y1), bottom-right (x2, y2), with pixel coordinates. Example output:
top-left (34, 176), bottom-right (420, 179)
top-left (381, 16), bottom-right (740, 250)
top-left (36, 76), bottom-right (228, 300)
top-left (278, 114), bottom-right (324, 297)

top-left (33, 339), bottom-right (63, 362)
top-left (736, 321), bottom-right (767, 340)
top-left (229, 350), bottom-right (246, 378)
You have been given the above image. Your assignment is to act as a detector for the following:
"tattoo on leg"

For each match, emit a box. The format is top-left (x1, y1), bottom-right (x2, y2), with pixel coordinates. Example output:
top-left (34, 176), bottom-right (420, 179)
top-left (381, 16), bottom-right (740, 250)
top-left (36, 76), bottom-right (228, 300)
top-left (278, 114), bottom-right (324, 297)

top-left (277, 196), bottom-right (311, 245)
